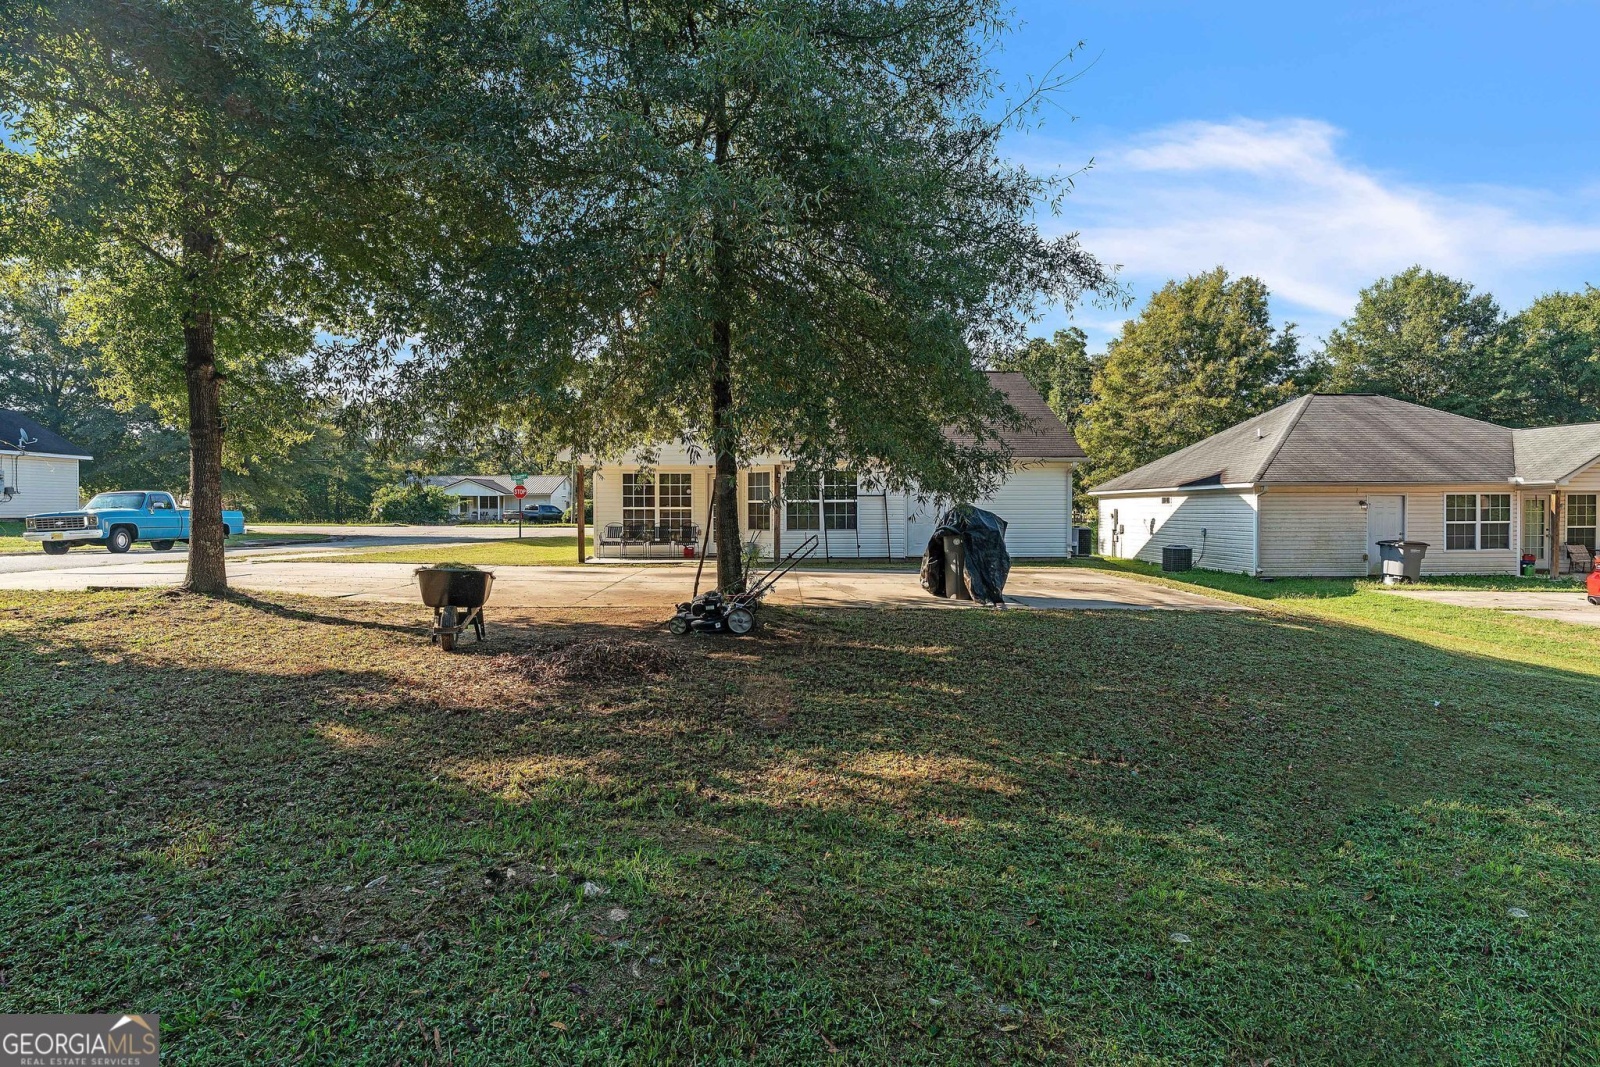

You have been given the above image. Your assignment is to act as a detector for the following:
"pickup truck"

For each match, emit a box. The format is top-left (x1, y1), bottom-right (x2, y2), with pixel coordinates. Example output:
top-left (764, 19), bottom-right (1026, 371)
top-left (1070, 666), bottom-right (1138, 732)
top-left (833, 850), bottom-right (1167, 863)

top-left (24, 491), bottom-right (246, 555)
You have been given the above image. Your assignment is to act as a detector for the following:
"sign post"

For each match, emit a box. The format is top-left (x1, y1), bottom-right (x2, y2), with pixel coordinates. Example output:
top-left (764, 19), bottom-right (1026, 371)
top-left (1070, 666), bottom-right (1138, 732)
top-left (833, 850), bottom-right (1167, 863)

top-left (512, 475), bottom-right (528, 539)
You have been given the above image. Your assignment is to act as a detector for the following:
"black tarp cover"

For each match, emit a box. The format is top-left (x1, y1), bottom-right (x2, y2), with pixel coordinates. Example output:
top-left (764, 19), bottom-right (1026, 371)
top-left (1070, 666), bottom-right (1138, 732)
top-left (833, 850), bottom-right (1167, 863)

top-left (918, 506), bottom-right (1011, 605)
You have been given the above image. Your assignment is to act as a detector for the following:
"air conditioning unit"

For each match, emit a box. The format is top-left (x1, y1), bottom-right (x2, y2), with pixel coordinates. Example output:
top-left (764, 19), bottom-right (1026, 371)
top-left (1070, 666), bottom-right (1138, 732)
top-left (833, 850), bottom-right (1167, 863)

top-left (1161, 545), bottom-right (1193, 572)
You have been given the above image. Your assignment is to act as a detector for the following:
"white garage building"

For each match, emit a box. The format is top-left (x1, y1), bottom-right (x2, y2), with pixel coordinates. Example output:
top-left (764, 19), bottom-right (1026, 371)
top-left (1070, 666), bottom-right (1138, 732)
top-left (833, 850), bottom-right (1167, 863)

top-left (585, 372), bottom-right (1083, 561)
top-left (0, 410), bottom-right (92, 520)
top-left (1090, 394), bottom-right (1600, 577)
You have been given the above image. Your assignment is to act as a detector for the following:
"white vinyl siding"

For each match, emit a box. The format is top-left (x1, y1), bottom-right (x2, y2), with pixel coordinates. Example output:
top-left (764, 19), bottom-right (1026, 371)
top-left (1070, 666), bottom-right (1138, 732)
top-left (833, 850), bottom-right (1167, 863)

top-left (1255, 486), bottom-right (1526, 576)
top-left (977, 463), bottom-right (1075, 558)
top-left (1099, 490), bottom-right (1257, 573)
top-left (0, 454), bottom-right (83, 520)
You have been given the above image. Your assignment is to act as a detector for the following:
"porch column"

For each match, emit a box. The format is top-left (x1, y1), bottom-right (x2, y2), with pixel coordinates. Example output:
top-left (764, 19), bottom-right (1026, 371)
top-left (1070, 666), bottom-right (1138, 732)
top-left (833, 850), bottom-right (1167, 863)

top-left (1550, 491), bottom-right (1562, 579)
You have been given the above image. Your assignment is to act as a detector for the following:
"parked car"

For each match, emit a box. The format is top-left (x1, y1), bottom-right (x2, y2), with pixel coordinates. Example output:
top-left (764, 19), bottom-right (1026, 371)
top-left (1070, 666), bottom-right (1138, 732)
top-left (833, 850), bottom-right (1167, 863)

top-left (508, 503), bottom-right (565, 523)
top-left (23, 491), bottom-right (246, 555)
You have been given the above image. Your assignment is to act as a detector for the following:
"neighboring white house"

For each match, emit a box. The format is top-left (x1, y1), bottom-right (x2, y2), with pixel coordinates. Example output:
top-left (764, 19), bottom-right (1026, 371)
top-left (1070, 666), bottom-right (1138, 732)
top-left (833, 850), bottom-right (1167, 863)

top-left (420, 474), bottom-right (571, 521)
top-left (582, 372), bottom-right (1083, 561)
top-left (0, 410), bottom-right (92, 521)
top-left (1090, 393), bottom-right (1600, 578)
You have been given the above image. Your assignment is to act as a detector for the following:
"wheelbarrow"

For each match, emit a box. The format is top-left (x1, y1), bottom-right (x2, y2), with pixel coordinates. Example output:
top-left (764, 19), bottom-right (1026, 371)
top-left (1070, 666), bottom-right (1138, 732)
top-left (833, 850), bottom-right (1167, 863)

top-left (415, 566), bottom-right (495, 651)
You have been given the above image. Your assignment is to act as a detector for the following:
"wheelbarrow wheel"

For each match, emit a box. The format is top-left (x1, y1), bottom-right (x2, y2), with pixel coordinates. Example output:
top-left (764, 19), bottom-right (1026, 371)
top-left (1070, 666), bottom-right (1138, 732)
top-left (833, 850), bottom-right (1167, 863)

top-left (726, 606), bottom-right (756, 635)
top-left (438, 606), bottom-right (457, 652)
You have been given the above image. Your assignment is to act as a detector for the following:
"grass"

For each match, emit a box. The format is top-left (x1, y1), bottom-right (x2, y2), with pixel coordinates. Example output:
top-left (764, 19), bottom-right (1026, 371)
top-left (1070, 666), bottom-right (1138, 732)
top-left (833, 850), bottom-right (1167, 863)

top-left (2, 587), bottom-right (1598, 1064)
top-left (301, 537), bottom-right (592, 566)
top-left (0, 519), bottom-right (25, 554)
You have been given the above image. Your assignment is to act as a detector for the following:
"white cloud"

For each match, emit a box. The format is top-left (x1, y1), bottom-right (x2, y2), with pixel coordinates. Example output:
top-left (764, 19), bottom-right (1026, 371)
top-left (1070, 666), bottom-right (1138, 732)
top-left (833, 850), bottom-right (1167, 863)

top-left (1029, 118), bottom-right (1600, 340)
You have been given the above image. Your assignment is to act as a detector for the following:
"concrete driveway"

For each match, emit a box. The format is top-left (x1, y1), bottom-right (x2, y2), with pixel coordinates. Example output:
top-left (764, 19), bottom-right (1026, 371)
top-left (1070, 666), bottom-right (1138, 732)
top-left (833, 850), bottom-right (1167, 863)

top-left (1386, 587), bottom-right (1600, 627)
top-left (0, 558), bottom-right (1242, 613)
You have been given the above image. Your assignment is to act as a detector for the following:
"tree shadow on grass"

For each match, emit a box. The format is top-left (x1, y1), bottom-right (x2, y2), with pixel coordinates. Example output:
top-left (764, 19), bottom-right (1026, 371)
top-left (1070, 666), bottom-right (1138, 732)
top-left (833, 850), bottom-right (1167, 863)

top-left (1, 592), bottom-right (1598, 1064)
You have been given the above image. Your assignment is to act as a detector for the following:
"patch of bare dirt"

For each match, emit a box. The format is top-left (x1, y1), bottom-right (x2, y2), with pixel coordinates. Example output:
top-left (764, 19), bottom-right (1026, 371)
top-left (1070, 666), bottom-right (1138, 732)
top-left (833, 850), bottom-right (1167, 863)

top-left (508, 637), bottom-right (682, 684)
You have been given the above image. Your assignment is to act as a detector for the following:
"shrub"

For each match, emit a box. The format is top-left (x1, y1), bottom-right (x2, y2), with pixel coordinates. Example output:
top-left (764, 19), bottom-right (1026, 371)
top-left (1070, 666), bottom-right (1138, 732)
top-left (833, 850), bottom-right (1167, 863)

top-left (368, 483), bottom-right (453, 524)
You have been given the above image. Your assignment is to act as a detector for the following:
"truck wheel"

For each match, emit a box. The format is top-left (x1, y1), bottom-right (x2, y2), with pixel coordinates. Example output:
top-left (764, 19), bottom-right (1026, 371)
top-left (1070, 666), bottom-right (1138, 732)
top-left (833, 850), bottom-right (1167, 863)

top-left (1589, 596), bottom-right (1600, 607)
top-left (42, 541), bottom-right (70, 556)
top-left (150, 540), bottom-right (175, 552)
top-left (106, 527), bottom-right (133, 553)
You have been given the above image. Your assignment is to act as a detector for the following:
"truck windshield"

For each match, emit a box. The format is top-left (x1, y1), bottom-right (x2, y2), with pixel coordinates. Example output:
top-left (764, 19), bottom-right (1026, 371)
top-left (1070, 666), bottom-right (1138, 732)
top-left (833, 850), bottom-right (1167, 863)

top-left (84, 492), bottom-right (146, 510)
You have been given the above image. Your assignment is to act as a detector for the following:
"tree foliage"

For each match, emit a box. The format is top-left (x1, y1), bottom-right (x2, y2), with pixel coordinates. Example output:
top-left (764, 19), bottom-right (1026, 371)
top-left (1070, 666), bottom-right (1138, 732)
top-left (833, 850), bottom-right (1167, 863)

top-left (1323, 266), bottom-right (1504, 418)
top-left (378, 1), bottom-right (1109, 590)
top-left (0, 0), bottom-right (438, 590)
top-left (1079, 268), bottom-right (1305, 484)
top-left (1490, 287), bottom-right (1600, 427)
top-left (993, 326), bottom-right (1096, 431)
top-left (368, 482), bottom-right (453, 525)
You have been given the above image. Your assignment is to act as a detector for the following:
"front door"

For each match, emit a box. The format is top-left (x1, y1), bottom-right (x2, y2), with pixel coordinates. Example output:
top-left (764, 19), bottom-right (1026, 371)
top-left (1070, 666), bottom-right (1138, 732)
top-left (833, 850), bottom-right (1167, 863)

top-left (1366, 495), bottom-right (1405, 575)
top-left (1522, 495), bottom-right (1548, 567)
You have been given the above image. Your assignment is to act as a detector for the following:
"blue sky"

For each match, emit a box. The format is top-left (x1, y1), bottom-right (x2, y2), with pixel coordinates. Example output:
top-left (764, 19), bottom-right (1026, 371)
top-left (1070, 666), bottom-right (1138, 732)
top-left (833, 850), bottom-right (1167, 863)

top-left (998, 1), bottom-right (1600, 349)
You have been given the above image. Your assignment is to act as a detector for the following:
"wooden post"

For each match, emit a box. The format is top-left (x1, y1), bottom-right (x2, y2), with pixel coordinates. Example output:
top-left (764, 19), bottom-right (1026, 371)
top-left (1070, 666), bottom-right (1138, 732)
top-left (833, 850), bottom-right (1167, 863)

top-left (575, 463), bottom-right (586, 564)
top-left (1551, 491), bottom-right (1562, 580)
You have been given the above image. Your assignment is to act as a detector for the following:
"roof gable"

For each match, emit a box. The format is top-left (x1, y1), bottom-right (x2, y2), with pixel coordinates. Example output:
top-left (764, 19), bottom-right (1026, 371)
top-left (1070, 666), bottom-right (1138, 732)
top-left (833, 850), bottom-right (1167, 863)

top-left (1092, 394), bottom-right (1519, 494)
top-left (0, 410), bottom-right (92, 459)
top-left (946, 372), bottom-right (1084, 460)
top-left (1511, 423), bottom-right (1600, 484)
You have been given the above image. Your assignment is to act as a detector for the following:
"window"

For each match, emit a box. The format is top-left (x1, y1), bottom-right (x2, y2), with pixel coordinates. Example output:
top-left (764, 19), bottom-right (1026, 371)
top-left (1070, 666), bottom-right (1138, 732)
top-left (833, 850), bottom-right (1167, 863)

top-left (1445, 493), bottom-right (1511, 550)
top-left (1445, 494), bottom-right (1477, 549)
top-left (784, 472), bottom-right (820, 531)
top-left (658, 473), bottom-right (693, 531)
top-left (747, 472), bottom-right (772, 531)
top-left (622, 474), bottom-right (654, 531)
top-left (1480, 494), bottom-right (1511, 550)
top-left (823, 471), bottom-right (858, 530)
top-left (1570, 494), bottom-right (1598, 550)
top-left (784, 470), bottom-right (857, 531)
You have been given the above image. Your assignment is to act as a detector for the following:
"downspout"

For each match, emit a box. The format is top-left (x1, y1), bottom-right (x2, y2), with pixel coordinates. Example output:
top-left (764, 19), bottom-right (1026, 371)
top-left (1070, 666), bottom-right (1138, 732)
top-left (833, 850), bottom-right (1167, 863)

top-left (1252, 486), bottom-right (1264, 577)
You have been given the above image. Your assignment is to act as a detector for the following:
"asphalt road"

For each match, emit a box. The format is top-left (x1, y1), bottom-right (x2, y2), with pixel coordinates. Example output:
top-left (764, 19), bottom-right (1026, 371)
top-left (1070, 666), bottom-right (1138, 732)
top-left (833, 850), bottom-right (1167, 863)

top-left (0, 522), bottom-right (576, 575)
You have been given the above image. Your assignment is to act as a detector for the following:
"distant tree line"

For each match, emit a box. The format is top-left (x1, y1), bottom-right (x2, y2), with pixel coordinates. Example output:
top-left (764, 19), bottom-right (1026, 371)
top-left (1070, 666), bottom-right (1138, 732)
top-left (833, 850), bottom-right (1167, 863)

top-left (997, 265), bottom-right (1600, 498)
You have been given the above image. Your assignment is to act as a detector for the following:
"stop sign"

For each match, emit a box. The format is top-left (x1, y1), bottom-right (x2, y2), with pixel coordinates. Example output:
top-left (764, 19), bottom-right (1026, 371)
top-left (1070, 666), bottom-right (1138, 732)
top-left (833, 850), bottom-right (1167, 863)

top-left (513, 485), bottom-right (527, 499)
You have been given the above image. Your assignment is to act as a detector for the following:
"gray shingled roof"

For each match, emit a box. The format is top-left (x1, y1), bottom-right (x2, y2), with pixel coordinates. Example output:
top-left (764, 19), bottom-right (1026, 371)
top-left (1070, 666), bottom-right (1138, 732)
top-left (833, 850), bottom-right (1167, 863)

top-left (423, 473), bottom-right (568, 496)
top-left (1091, 394), bottom-right (1555, 493)
top-left (1512, 423), bottom-right (1600, 484)
top-left (950, 372), bottom-right (1085, 460)
top-left (0, 410), bottom-right (92, 459)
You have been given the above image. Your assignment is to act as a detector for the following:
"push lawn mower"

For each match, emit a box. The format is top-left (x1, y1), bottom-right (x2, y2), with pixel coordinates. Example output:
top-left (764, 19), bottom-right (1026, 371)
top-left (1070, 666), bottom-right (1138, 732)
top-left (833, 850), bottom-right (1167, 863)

top-left (668, 535), bottom-right (818, 636)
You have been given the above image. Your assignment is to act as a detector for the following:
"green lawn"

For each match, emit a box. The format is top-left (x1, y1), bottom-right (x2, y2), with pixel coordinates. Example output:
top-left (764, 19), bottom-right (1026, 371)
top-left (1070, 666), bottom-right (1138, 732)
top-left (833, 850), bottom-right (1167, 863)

top-left (2, 587), bottom-right (1597, 1064)
top-left (0, 519), bottom-right (25, 554)
top-left (303, 536), bottom-right (591, 566)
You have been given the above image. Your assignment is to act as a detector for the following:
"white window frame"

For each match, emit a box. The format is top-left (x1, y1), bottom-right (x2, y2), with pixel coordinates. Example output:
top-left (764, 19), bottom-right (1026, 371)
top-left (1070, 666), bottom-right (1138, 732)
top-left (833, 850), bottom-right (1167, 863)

top-left (746, 471), bottom-right (772, 531)
top-left (1444, 493), bottom-right (1511, 551)
top-left (1568, 493), bottom-right (1597, 551)
top-left (784, 470), bottom-right (857, 531)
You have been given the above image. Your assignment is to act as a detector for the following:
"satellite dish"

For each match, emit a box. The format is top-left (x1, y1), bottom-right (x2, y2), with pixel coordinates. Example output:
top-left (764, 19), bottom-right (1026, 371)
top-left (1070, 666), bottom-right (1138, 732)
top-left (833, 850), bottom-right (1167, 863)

top-left (16, 429), bottom-right (37, 449)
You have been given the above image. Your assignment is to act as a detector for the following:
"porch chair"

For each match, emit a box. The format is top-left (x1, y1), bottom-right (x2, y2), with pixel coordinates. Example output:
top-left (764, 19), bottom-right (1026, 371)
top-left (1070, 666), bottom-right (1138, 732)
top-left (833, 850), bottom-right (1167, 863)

top-left (1564, 543), bottom-right (1594, 575)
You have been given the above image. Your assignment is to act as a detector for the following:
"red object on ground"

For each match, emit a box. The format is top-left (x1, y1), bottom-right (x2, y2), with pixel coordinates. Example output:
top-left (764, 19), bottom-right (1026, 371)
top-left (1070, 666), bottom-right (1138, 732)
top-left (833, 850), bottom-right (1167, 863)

top-left (513, 485), bottom-right (527, 499)
top-left (684, 545), bottom-right (696, 559)
top-left (1588, 568), bottom-right (1600, 601)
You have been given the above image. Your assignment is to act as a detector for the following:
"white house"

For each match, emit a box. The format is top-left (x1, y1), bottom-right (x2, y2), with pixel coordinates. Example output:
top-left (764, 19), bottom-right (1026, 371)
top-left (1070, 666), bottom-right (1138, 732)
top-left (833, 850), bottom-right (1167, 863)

top-left (1090, 393), bottom-right (1600, 578)
top-left (584, 372), bottom-right (1083, 561)
top-left (421, 474), bottom-right (571, 522)
top-left (0, 410), bottom-right (92, 520)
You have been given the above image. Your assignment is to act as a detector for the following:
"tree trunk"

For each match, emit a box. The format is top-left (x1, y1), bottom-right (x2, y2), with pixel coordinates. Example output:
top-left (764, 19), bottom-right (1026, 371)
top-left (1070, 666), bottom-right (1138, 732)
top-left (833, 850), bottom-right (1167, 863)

top-left (181, 227), bottom-right (228, 595)
top-left (710, 114), bottom-right (743, 594)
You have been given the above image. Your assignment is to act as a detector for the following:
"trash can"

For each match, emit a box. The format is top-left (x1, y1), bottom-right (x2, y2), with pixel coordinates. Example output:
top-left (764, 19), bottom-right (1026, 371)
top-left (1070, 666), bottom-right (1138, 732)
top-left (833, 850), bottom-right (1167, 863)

top-left (942, 533), bottom-right (971, 600)
top-left (1376, 539), bottom-right (1429, 584)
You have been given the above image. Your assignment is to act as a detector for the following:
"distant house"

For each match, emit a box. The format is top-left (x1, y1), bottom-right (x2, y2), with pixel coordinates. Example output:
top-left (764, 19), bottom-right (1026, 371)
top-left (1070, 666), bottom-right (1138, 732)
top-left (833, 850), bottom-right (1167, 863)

top-left (420, 474), bottom-right (572, 522)
top-left (580, 372), bottom-right (1083, 560)
top-left (0, 410), bottom-right (92, 521)
top-left (1090, 394), bottom-right (1600, 577)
